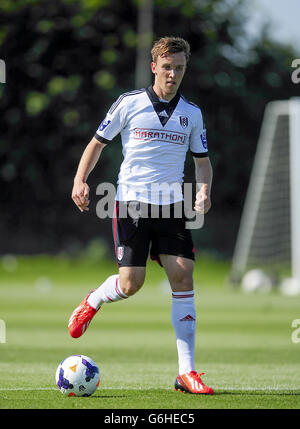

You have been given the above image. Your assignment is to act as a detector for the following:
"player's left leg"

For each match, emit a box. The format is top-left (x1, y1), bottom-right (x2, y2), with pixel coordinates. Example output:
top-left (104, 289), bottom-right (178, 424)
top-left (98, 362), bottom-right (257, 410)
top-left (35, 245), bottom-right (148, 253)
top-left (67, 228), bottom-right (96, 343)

top-left (159, 254), bottom-right (196, 374)
top-left (159, 254), bottom-right (214, 394)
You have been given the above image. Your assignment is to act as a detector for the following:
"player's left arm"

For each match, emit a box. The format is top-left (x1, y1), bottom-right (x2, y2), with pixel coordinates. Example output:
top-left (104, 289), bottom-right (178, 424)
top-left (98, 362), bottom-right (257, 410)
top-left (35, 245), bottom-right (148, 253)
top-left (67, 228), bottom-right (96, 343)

top-left (189, 106), bottom-right (213, 214)
top-left (193, 156), bottom-right (213, 214)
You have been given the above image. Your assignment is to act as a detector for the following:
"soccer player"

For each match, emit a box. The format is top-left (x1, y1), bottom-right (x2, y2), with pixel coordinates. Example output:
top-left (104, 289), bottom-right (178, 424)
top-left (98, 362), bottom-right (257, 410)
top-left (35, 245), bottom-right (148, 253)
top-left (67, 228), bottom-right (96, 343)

top-left (69, 37), bottom-right (214, 394)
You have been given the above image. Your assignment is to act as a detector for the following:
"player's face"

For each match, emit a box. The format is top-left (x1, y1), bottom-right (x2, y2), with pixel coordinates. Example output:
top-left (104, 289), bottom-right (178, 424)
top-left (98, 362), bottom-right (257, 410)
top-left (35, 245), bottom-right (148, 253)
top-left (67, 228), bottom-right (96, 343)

top-left (151, 51), bottom-right (187, 100)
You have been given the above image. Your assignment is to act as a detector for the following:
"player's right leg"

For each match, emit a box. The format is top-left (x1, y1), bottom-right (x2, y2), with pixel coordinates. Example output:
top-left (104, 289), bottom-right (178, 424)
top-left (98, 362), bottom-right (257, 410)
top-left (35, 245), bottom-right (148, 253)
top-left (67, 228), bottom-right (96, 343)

top-left (68, 267), bottom-right (145, 338)
top-left (87, 265), bottom-right (146, 309)
top-left (68, 200), bottom-right (149, 338)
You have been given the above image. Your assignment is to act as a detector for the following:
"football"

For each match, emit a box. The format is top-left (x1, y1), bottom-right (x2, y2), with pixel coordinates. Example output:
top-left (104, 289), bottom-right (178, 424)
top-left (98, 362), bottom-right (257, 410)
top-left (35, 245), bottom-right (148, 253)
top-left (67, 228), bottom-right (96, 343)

top-left (241, 269), bottom-right (272, 293)
top-left (55, 355), bottom-right (100, 397)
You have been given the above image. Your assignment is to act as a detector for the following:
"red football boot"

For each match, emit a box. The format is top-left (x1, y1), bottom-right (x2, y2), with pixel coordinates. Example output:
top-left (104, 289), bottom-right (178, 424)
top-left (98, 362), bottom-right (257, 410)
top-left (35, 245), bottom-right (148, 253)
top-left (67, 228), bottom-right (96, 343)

top-left (174, 371), bottom-right (214, 394)
top-left (68, 290), bottom-right (99, 338)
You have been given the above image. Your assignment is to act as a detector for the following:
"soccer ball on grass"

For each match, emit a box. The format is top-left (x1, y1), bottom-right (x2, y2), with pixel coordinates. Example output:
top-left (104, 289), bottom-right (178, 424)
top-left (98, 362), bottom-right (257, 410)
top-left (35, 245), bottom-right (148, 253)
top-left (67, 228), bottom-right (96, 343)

top-left (56, 355), bottom-right (100, 397)
top-left (241, 269), bottom-right (272, 293)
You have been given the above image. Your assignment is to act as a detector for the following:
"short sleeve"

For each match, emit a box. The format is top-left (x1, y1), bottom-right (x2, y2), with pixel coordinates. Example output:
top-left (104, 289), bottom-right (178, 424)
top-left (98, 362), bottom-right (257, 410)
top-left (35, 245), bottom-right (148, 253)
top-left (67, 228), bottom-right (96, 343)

top-left (95, 96), bottom-right (127, 144)
top-left (189, 109), bottom-right (208, 157)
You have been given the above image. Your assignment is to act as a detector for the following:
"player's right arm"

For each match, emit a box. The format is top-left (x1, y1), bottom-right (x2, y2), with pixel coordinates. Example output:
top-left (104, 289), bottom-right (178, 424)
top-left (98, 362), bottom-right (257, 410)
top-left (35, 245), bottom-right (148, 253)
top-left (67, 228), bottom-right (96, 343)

top-left (72, 94), bottom-right (127, 213)
top-left (72, 137), bottom-right (106, 212)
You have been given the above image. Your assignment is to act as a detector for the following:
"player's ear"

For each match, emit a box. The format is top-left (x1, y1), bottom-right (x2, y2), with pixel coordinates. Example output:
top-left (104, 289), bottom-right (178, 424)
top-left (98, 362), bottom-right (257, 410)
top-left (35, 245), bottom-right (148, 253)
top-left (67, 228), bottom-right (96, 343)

top-left (151, 62), bottom-right (156, 74)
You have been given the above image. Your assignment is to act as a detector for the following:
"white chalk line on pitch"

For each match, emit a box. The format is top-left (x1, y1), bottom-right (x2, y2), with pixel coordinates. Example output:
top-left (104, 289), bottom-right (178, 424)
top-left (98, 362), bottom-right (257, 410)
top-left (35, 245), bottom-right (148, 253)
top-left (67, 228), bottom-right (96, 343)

top-left (0, 386), bottom-right (300, 392)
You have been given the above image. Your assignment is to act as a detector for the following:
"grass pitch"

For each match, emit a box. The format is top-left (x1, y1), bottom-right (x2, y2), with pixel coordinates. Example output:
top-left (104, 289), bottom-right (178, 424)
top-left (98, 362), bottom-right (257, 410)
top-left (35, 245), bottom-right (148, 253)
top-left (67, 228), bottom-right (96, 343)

top-left (0, 255), bottom-right (300, 409)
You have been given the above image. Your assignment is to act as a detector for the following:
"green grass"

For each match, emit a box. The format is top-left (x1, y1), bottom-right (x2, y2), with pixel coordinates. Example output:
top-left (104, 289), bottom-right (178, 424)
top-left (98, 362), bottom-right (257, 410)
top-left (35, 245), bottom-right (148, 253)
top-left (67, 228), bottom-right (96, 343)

top-left (0, 254), bottom-right (300, 409)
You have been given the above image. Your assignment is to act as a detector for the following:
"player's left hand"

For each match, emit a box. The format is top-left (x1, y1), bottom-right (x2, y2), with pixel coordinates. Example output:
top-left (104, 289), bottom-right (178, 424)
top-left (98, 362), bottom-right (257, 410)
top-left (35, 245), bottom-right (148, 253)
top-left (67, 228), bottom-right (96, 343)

top-left (194, 184), bottom-right (211, 214)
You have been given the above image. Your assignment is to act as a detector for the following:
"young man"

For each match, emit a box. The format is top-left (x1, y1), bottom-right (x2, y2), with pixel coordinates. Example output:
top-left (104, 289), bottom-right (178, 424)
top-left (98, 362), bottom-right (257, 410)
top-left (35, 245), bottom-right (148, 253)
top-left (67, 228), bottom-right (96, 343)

top-left (69, 37), bottom-right (214, 394)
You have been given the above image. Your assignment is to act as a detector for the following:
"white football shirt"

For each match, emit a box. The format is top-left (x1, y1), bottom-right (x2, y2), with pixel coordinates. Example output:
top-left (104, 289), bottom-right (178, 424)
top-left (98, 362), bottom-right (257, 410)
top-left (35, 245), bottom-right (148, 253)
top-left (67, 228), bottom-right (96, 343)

top-left (95, 86), bottom-right (208, 204)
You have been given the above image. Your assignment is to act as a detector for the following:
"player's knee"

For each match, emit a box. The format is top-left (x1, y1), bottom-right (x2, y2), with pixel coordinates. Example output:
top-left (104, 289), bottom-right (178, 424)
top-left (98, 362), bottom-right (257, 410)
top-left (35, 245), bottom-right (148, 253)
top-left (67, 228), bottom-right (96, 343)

top-left (119, 269), bottom-right (145, 296)
top-left (170, 273), bottom-right (193, 292)
top-left (120, 278), bottom-right (144, 296)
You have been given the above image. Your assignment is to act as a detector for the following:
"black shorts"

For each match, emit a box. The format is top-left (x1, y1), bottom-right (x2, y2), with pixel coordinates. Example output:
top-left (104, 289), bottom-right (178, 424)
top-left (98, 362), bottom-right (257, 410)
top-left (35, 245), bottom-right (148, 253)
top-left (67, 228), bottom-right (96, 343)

top-left (112, 201), bottom-right (195, 267)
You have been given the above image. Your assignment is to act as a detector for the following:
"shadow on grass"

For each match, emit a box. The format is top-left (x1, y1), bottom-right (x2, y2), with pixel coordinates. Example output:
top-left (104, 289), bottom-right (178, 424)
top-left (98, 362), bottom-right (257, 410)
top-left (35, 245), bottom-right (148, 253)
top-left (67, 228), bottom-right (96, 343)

top-left (91, 394), bottom-right (171, 399)
top-left (216, 390), bottom-right (300, 396)
top-left (89, 394), bottom-right (127, 399)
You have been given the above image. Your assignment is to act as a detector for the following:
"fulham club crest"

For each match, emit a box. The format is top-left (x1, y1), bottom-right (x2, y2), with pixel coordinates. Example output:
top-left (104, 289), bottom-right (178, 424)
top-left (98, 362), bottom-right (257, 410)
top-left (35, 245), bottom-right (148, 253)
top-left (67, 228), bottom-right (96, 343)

top-left (117, 246), bottom-right (124, 261)
top-left (179, 116), bottom-right (188, 128)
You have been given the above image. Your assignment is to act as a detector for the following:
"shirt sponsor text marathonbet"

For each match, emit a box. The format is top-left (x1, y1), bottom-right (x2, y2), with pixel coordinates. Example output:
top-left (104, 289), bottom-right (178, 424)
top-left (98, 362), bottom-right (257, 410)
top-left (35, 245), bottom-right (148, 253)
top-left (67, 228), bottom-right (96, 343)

top-left (134, 128), bottom-right (187, 145)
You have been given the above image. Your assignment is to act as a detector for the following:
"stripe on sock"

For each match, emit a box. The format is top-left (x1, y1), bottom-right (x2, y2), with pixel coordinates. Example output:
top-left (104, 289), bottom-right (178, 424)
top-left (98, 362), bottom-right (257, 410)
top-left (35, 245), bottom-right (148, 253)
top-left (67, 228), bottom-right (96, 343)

top-left (115, 276), bottom-right (128, 299)
top-left (172, 292), bottom-right (194, 299)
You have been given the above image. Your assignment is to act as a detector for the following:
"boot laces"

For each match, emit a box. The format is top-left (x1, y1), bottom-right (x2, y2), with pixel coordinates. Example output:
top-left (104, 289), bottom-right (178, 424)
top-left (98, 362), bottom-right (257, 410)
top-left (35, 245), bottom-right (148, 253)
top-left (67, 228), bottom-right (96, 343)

top-left (71, 300), bottom-right (92, 324)
top-left (190, 371), bottom-right (206, 385)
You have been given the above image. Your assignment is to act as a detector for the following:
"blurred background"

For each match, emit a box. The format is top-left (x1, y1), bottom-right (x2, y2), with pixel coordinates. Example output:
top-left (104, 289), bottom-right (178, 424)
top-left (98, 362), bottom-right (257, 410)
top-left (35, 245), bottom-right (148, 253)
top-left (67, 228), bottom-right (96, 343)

top-left (0, 0), bottom-right (300, 266)
top-left (1, 0), bottom-right (300, 408)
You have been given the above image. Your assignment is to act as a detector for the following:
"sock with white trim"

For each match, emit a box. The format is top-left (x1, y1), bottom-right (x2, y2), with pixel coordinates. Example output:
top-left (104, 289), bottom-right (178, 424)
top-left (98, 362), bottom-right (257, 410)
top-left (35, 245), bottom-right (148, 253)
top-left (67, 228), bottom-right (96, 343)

top-left (87, 274), bottom-right (127, 310)
top-left (171, 290), bottom-right (196, 375)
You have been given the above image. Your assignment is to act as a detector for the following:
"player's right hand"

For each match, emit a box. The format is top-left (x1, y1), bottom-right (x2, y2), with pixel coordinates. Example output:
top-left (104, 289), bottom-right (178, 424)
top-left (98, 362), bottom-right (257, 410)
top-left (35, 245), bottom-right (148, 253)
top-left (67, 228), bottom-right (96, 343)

top-left (72, 180), bottom-right (90, 212)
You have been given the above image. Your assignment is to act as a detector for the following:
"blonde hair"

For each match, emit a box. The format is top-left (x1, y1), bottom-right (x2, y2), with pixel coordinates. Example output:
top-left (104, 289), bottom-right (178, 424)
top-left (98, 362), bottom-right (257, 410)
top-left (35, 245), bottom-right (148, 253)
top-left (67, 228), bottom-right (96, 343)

top-left (151, 37), bottom-right (191, 63)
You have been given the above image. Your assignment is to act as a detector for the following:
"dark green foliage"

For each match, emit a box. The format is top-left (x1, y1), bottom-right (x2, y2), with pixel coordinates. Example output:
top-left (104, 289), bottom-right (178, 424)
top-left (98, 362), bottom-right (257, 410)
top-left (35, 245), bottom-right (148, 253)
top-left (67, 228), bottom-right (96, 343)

top-left (0, 0), bottom-right (299, 255)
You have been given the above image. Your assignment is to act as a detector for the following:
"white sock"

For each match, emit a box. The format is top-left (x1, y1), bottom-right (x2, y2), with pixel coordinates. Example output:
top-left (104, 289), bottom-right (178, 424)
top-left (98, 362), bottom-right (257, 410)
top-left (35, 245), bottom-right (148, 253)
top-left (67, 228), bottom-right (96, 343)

top-left (87, 275), bottom-right (128, 310)
top-left (171, 290), bottom-right (196, 375)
